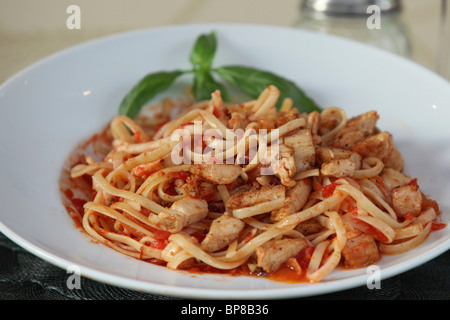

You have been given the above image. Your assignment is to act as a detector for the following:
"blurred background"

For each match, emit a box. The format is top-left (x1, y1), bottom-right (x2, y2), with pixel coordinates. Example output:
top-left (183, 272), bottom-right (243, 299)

top-left (1, 0), bottom-right (449, 84)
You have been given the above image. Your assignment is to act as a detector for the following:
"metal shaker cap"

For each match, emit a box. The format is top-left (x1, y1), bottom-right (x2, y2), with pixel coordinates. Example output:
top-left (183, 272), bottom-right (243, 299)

top-left (301, 0), bottom-right (402, 17)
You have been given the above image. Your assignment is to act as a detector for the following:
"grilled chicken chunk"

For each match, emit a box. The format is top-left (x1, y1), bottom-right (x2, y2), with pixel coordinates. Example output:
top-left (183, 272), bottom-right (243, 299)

top-left (330, 111), bottom-right (379, 149)
top-left (316, 146), bottom-right (362, 170)
top-left (275, 156), bottom-right (297, 187)
top-left (271, 179), bottom-right (311, 222)
top-left (284, 129), bottom-right (315, 172)
top-left (347, 110), bottom-right (379, 132)
top-left (158, 197), bottom-right (208, 232)
top-left (295, 218), bottom-right (323, 236)
top-left (392, 184), bottom-right (422, 217)
top-left (189, 163), bottom-right (242, 185)
top-left (352, 131), bottom-right (394, 163)
top-left (269, 144), bottom-right (296, 187)
top-left (321, 158), bottom-right (356, 178)
top-left (201, 214), bottom-right (245, 252)
top-left (381, 168), bottom-right (412, 191)
top-left (226, 184), bottom-right (285, 210)
top-left (316, 146), bottom-right (352, 164)
top-left (342, 234), bottom-right (380, 268)
top-left (385, 145), bottom-right (404, 171)
top-left (256, 237), bottom-right (308, 273)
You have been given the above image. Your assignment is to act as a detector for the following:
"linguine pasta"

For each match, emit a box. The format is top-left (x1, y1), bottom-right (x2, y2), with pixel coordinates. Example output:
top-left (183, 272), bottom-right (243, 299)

top-left (60, 85), bottom-right (445, 283)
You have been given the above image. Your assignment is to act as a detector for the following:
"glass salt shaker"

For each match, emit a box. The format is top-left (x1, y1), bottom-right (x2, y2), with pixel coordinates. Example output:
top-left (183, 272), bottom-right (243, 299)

top-left (294, 0), bottom-right (411, 58)
top-left (437, 0), bottom-right (450, 79)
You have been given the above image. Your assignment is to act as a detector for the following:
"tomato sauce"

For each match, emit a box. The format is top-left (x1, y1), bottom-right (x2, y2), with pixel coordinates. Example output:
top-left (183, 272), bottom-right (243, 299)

top-left (321, 182), bottom-right (337, 198)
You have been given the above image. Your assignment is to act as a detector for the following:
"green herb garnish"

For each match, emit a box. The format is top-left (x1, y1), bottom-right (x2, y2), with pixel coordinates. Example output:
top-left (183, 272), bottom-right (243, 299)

top-left (119, 31), bottom-right (321, 118)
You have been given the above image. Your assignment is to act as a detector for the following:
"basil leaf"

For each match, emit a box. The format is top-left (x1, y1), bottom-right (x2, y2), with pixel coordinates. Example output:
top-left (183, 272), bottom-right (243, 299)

top-left (119, 70), bottom-right (184, 119)
top-left (214, 66), bottom-right (321, 113)
top-left (192, 70), bottom-right (229, 102)
top-left (190, 32), bottom-right (217, 72)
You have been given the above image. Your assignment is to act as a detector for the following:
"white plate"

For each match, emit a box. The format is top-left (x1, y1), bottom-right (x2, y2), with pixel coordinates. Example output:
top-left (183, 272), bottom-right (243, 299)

top-left (0, 23), bottom-right (449, 299)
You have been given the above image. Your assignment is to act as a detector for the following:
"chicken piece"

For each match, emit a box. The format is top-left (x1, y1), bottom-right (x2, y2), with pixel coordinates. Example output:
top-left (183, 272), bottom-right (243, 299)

top-left (381, 168), bottom-right (412, 192)
top-left (275, 156), bottom-right (297, 187)
top-left (157, 197), bottom-right (208, 232)
top-left (316, 146), bottom-right (361, 167)
top-left (321, 158), bottom-right (356, 178)
top-left (352, 131), bottom-right (394, 163)
top-left (342, 234), bottom-right (380, 268)
top-left (316, 146), bottom-right (352, 164)
top-left (256, 237), bottom-right (308, 273)
top-left (177, 174), bottom-right (217, 200)
top-left (226, 184), bottom-right (285, 210)
top-left (332, 130), bottom-right (367, 150)
top-left (385, 145), bottom-right (404, 171)
top-left (347, 110), bottom-right (379, 132)
top-left (392, 184), bottom-right (422, 218)
top-left (268, 144), bottom-right (296, 187)
top-left (284, 129), bottom-right (315, 172)
top-left (189, 164), bottom-right (242, 185)
top-left (329, 111), bottom-right (379, 149)
top-left (200, 214), bottom-right (245, 252)
top-left (295, 218), bottom-right (323, 236)
top-left (271, 179), bottom-right (311, 222)
top-left (348, 152), bottom-right (362, 170)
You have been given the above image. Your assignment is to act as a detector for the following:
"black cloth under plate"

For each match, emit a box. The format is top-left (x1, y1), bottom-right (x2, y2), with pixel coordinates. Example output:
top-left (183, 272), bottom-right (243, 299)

top-left (0, 232), bottom-right (448, 300)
